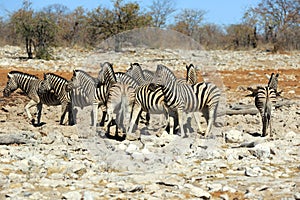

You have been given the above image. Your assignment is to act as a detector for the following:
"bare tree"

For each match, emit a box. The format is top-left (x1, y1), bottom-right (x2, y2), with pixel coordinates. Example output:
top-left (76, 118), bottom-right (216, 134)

top-left (244, 0), bottom-right (300, 50)
top-left (149, 0), bottom-right (176, 27)
top-left (173, 8), bottom-right (206, 37)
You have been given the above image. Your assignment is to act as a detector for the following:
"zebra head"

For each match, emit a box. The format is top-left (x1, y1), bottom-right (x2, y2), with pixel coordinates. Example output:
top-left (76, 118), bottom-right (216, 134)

top-left (155, 64), bottom-right (176, 86)
top-left (38, 73), bottom-right (52, 94)
top-left (98, 62), bottom-right (116, 86)
top-left (3, 73), bottom-right (17, 97)
top-left (65, 70), bottom-right (81, 92)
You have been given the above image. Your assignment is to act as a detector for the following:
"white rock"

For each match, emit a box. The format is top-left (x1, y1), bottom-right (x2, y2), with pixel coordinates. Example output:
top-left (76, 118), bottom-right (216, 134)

top-left (225, 129), bottom-right (244, 143)
top-left (62, 191), bottom-right (82, 200)
top-left (184, 183), bottom-right (211, 199)
top-left (126, 143), bottom-right (139, 154)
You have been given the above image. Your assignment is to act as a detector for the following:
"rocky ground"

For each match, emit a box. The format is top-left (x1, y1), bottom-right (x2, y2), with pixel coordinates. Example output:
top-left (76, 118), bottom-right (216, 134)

top-left (0, 45), bottom-right (299, 199)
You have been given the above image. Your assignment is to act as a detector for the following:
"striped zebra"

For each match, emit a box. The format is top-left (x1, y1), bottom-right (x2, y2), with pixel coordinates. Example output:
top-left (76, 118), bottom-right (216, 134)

top-left (3, 71), bottom-right (61, 126)
top-left (98, 62), bottom-right (136, 137)
top-left (39, 73), bottom-right (75, 125)
top-left (126, 83), bottom-right (175, 140)
top-left (254, 73), bottom-right (278, 137)
top-left (66, 69), bottom-right (107, 127)
top-left (115, 72), bottom-right (140, 89)
top-left (155, 64), bottom-right (221, 137)
top-left (105, 82), bottom-right (136, 138)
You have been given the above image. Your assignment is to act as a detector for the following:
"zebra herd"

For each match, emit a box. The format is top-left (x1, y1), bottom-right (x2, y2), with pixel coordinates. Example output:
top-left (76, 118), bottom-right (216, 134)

top-left (3, 63), bottom-right (279, 139)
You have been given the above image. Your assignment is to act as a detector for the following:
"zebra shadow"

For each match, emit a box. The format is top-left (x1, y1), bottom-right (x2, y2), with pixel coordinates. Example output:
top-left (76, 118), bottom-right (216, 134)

top-left (247, 131), bottom-right (262, 137)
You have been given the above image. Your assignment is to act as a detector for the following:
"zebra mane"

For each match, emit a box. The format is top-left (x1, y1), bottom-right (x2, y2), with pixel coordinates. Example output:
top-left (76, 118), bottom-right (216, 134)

top-left (8, 71), bottom-right (39, 79)
top-left (74, 69), bottom-right (97, 81)
top-left (44, 72), bottom-right (68, 82)
top-left (99, 62), bottom-right (117, 83)
top-left (156, 64), bottom-right (177, 80)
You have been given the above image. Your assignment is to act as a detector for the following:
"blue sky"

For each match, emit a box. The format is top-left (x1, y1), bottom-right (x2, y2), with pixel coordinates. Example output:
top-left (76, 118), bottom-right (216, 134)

top-left (0, 0), bottom-right (260, 25)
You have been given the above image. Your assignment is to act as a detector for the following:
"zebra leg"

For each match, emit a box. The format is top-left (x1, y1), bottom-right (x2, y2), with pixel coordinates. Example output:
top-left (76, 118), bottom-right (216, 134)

top-left (177, 109), bottom-right (187, 138)
top-left (60, 103), bottom-right (68, 125)
top-left (193, 112), bottom-right (204, 134)
top-left (99, 110), bottom-right (107, 127)
top-left (92, 102), bottom-right (98, 127)
top-left (68, 103), bottom-right (75, 125)
top-left (126, 104), bottom-right (142, 140)
top-left (104, 106), bottom-right (114, 136)
top-left (25, 100), bottom-right (38, 125)
top-left (262, 116), bottom-right (267, 137)
top-left (204, 106), bottom-right (217, 137)
top-left (36, 103), bottom-right (43, 126)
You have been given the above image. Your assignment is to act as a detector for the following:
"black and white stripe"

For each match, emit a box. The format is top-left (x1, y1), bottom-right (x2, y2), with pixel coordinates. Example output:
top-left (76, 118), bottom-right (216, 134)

top-left (186, 64), bottom-right (197, 85)
top-left (127, 83), bottom-right (174, 140)
top-left (255, 86), bottom-right (277, 137)
top-left (3, 71), bottom-right (61, 126)
top-left (155, 64), bottom-right (220, 137)
top-left (40, 73), bottom-right (75, 125)
top-left (67, 69), bottom-right (107, 127)
top-left (98, 62), bottom-right (136, 137)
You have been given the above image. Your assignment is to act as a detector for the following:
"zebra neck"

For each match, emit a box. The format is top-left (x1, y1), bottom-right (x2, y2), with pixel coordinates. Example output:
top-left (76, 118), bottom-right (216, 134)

top-left (18, 77), bottom-right (38, 94)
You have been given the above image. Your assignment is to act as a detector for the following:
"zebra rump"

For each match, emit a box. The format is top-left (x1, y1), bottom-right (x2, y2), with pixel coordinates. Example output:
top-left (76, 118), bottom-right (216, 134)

top-left (255, 86), bottom-right (276, 137)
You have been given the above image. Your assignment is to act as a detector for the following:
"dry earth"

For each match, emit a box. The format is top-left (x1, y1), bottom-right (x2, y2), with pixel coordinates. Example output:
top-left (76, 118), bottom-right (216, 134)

top-left (0, 46), bottom-right (299, 200)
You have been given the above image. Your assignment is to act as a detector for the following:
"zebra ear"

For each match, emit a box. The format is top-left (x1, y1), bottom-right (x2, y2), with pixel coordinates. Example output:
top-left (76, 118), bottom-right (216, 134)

top-left (73, 70), bottom-right (76, 76)
top-left (43, 73), bottom-right (47, 80)
top-left (7, 73), bottom-right (13, 79)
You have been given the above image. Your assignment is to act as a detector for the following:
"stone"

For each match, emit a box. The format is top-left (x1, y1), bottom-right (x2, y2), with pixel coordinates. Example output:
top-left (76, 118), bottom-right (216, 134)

top-left (224, 129), bottom-right (244, 143)
top-left (184, 183), bottom-right (211, 199)
top-left (294, 192), bottom-right (300, 200)
top-left (62, 191), bottom-right (82, 200)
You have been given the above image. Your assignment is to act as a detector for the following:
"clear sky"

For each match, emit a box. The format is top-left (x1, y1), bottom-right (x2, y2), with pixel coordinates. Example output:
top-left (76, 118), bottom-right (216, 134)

top-left (0, 0), bottom-right (260, 25)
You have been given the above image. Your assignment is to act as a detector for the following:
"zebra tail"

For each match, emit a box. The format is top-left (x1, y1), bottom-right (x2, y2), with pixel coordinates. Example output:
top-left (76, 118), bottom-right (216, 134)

top-left (116, 93), bottom-right (128, 131)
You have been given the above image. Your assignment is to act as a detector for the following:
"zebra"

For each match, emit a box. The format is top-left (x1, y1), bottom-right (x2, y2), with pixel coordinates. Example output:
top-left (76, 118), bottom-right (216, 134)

top-left (39, 73), bottom-right (75, 125)
top-left (66, 69), bottom-right (107, 127)
top-left (97, 62), bottom-right (136, 138)
top-left (155, 64), bottom-right (221, 137)
top-left (255, 86), bottom-right (277, 137)
top-left (3, 71), bottom-right (61, 126)
top-left (105, 82), bottom-right (136, 138)
top-left (126, 83), bottom-right (175, 140)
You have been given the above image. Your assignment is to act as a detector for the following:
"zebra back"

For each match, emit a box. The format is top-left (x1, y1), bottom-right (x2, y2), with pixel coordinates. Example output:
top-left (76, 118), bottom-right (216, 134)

top-left (115, 72), bottom-right (140, 89)
top-left (135, 83), bottom-right (167, 113)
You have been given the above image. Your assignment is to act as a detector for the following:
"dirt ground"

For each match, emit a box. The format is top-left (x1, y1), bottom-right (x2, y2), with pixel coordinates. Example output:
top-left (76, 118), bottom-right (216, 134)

top-left (1, 67), bottom-right (299, 104)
